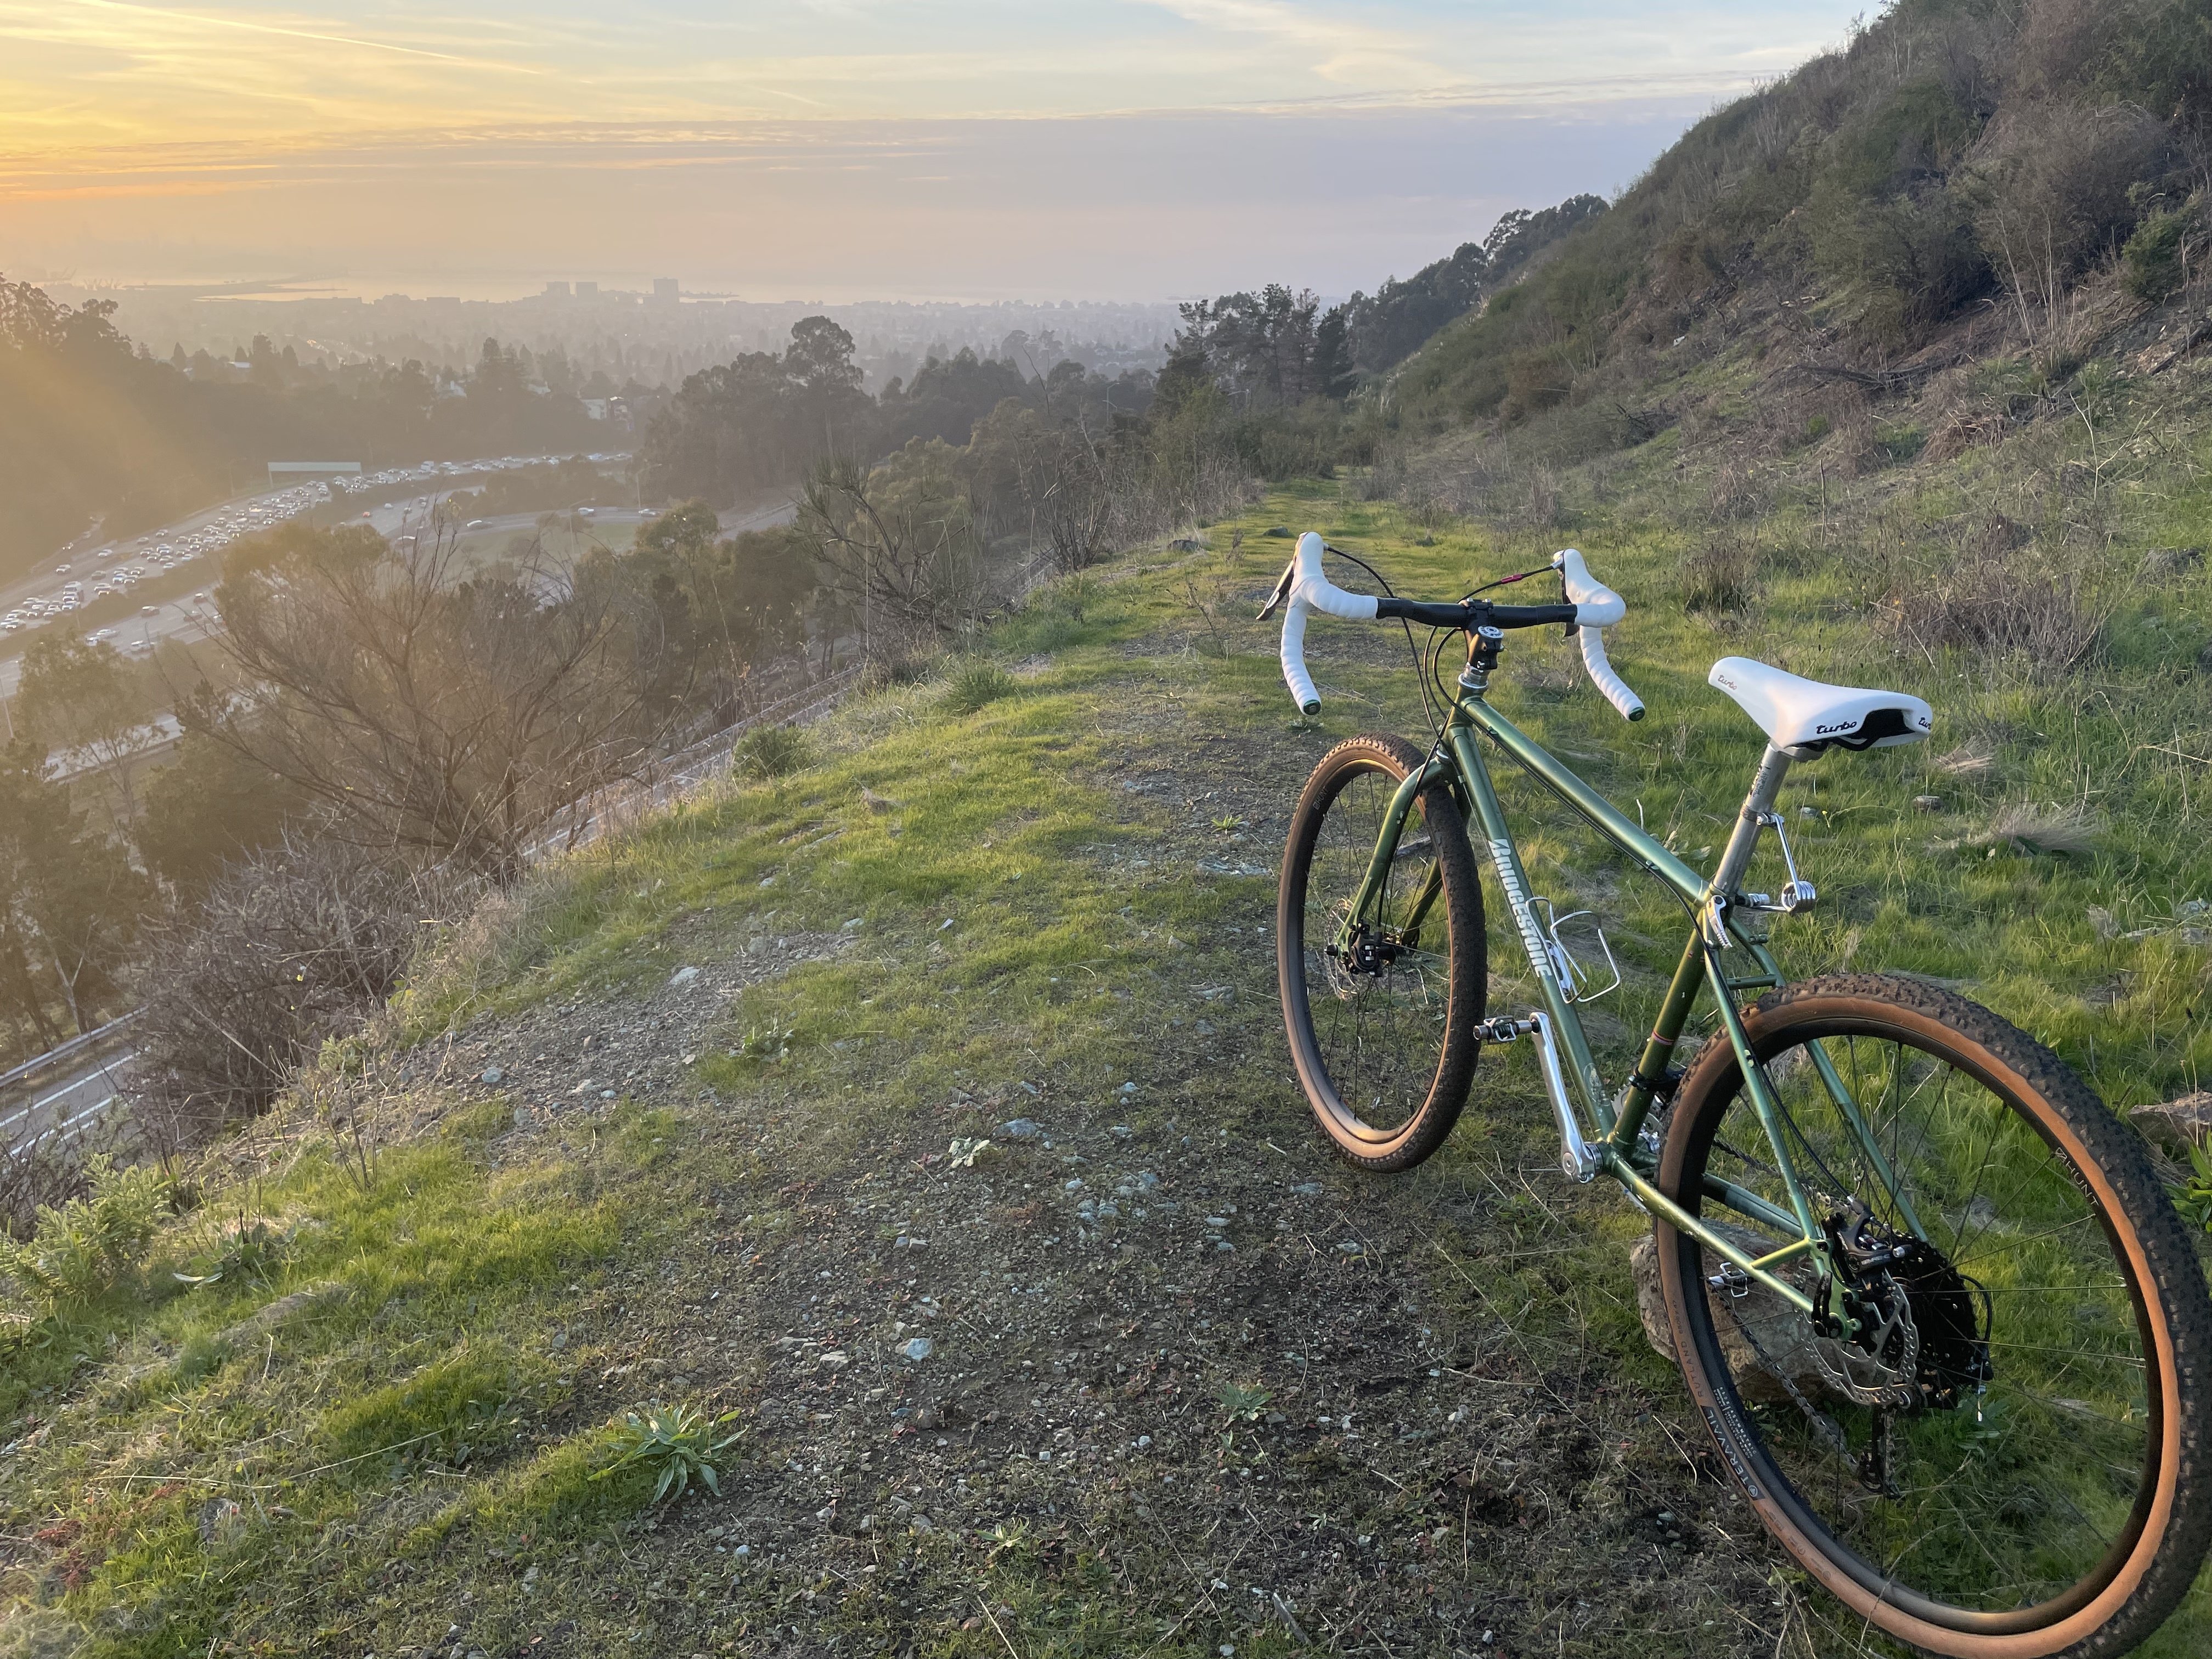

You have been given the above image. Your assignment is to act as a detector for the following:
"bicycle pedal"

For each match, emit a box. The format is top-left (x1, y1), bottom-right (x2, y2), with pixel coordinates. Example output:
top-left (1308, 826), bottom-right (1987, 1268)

top-left (1477, 1017), bottom-right (1535, 1043)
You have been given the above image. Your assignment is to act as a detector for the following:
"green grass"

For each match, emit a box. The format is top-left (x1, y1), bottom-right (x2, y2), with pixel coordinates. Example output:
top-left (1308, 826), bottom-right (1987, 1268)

top-left (4, 473), bottom-right (2210, 1656)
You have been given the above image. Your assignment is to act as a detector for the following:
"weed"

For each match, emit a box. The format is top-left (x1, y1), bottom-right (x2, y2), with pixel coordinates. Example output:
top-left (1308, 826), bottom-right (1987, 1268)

top-left (591, 1400), bottom-right (742, 1503)
top-left (943, 661), bottom-right (1017, 714)
top-left (733, 724), bottom-right (811, 782)
top-left (2176, 1142), bottom-right (2212, 1234)
top-left (1680, 535), bottom-right (1760, 613)
top-left (733, 1017), bottom-right (794, 1062)
top-left (0, 1156), bottom-right (168, 1317)
top-left (173, 1216), bottom-right (291, 1290)
top-left (1218, 1380), bottom-right (1274, 1421)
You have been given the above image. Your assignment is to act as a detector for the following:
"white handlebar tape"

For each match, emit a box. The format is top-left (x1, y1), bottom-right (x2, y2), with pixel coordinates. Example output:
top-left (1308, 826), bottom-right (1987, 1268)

top-left (1554, 548), bottom-right (1625, 625)
top-left (1577, 622), bottom-right (1646, 722)
top-left (1279, 531), bottom-right (1377, 712)
top-left (1555, 547), bottom-right (1643, 721)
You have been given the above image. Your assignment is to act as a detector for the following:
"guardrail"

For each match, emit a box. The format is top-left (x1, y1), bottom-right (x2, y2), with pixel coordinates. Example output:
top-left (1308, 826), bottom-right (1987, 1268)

top-left (0, 1009), bottom-right (140, 1096)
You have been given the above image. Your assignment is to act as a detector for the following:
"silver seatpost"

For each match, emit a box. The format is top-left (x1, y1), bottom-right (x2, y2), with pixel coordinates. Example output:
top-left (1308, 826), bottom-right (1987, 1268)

top-left (1709, 744), bottom-right (1793, 905)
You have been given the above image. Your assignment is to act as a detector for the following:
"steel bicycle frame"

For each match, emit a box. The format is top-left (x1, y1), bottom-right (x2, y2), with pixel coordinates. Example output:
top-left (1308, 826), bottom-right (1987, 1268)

top-left (1335, 657), bottom-right (1922, 1314)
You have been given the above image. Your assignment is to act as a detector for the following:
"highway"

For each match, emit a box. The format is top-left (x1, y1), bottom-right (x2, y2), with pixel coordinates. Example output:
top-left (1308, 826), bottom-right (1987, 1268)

top-left (1, 1046), bottom-right (137, 1159)
top-left (2, 452), bottom-right (641, 704)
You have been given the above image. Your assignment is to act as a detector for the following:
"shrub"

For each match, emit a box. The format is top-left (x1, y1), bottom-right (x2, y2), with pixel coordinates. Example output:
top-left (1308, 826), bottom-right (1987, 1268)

top-left (1881, 531), bottom-right (2107, 675)
top-left (2123, 205), bottom-right (2198, 301)
top-left (1681, 536), bottom-right (1760, 613)
top-left (732, 724), bottom-right (810, 782)
top-left (942, 661), bottom-right (1016, 715)
top-left (125, 835), bottom-right (456, 1152)
top-left (0, 1155), bottom-right (169, 1316)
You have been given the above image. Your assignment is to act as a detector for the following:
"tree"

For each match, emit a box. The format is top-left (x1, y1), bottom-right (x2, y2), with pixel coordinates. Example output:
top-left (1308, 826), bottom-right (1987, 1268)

top-left (801, 447), bottom-right (984, 657)
top-left (206, 523), bottom-right (670, 876)
top-left (136, 727), bottom-right (308, 895)
top-left (16, 635), bottom-right (156, 818)
top-left (0, 741), bottom-right (149, 1043)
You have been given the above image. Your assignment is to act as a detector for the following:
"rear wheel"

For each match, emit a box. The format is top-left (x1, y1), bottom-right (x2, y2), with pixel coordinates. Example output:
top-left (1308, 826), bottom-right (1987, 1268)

top-left (1657, 973), bottom-right (2212, 1657)
top-left (1277, 733), bottom-right (1484, 1171)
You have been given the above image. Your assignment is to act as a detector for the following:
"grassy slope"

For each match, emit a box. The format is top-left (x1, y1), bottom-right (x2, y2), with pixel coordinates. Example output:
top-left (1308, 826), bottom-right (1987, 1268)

top-left (3, 471), bottom-right (2210, 1657)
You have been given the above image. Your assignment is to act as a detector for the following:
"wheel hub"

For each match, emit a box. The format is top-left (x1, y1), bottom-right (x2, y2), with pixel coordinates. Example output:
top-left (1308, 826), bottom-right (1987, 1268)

top-left (1811, 1203), bottom-right (1992, 1413)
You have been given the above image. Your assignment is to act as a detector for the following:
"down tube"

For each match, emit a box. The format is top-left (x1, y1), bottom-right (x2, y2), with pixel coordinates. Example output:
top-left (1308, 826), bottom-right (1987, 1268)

top-left (1444, 726), bottom-right (1613, 1135)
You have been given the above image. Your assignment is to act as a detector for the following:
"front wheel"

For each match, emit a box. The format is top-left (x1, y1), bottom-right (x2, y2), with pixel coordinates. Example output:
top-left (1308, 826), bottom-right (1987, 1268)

top-left (1657, 973), bottom-right (2212, 1657)
top-left (1277, 733), bottom-right (1485, 1171)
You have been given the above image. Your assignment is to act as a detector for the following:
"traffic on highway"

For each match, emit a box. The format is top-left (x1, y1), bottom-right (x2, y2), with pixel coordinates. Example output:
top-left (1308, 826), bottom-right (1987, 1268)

top-left (0, 451), bottom-right (635, 702)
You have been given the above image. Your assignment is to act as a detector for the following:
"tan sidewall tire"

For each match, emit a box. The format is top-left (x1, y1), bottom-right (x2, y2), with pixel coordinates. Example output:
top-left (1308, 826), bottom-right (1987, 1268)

top-left (1277, 733), bottom-right (1485, 1173)
top-left (1655, 974), bottom-right (2212, 1658)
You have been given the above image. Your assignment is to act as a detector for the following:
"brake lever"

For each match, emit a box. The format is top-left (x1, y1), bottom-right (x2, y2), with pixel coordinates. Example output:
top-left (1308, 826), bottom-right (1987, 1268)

top-left (1257, 556), bottom-right (1297, 621)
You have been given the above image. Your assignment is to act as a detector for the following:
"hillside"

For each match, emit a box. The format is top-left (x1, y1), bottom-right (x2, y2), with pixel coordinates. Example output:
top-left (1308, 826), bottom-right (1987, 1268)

top-left (4, 465), bottom-right (2210, 1654)
top-left (1379, 0), bottom-right (2212, 484)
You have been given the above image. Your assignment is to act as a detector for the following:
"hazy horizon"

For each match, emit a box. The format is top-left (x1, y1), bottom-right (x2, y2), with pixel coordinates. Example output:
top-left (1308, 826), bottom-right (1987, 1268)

top-left (4, 2), bottom-right (1864, 302)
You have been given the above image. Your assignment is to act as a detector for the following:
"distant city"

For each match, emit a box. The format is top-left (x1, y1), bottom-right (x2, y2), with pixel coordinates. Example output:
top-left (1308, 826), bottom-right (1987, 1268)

top-left (41, 278), bottom-right (1186, 395)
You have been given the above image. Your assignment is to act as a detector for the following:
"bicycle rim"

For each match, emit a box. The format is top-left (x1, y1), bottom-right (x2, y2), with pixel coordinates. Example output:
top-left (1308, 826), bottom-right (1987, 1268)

top-left (1282, 740), bottom-right (1479, 1159)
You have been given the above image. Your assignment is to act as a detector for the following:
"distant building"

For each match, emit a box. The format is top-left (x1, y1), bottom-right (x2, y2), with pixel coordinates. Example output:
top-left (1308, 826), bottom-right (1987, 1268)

top-left (575, 281), bottom-right (599, 299)
top-left (652, 278), bottom-right (679, 305)
top-left (544, 280), bottom-right (571, 298)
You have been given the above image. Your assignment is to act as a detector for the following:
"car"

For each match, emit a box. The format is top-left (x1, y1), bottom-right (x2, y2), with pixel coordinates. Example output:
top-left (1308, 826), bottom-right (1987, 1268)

top-left (92, 627), bottom-right (116, 640)
top-left (466, 518), bottom-right (488, 529)
top-left (96, 549), bottom-right (113, 560)
top-left (194, 590), bottom-right (207, 600)
top-left (639, 507), bottom-right (659, 518)
top-left (55, 563), bottom-right (70, 573)
top-left (577, 506), bottom-right (596, 516)
top-left (141, 605), bottom-right (158, 614)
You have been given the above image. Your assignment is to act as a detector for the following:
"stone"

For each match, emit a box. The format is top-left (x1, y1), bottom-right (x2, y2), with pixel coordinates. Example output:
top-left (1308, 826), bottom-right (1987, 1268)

top-left (893, 1234), bottom-right (929, 1251)
top-left (946, 1137), bottom-right (1001, 1169)
top-left (198, 1496), bottom-right (247, 1549)
top-left (2088, 906), bottom-right (2119, 940)
top-left (215, 1282), bottom-right (351, 1347)
top-left (901, 1338), bottom-right (934, 1362)
top-left (480, 1065), bottom-right (505, 1085)
top-left (1912, 795), bottom-right (1942, 814)
top-left (1628, 1231), bottom-right (1831, 1408)
top-left (997, 1118), bottom-right (1044, 1141)
top-left (2132, 1091), bottom-right (2212, 1154)
top-left (668, 966), bottom-right (701, 989)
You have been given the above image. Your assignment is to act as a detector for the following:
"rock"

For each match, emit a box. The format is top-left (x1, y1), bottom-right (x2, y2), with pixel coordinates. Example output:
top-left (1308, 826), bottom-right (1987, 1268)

top-left (668, 966), bottom-right (702, 989)
top-left (997, 1118), bottom-right (1044, 1141)
top-left (198, 1496), bottom-right (247, 1549)
top-left (1169, 537), bottom-right (1204, 551)
top-left (946, 1137), bottom-right (1001, 1169)
top-left (1290, 1182), bottom-right (1323, 1196)
top-left (480, 1064), bottom-right (505, 1085)
top-left (216, 1282), bottom-right (351, 1347)
top-left (1628, 1231), bottom-right (1830, 1408)
top-left (819, 1350), bottom-right (850, 1369)
top-left (901, 1338), bottom-right (934, 1362)
top-left (2132, 1091), bottom-right (2212, 1154)
top-left (1119, 1081), bottom-right (1139, 1096)
top-left (1263, 526), bottom-right (1294, 538)
top-left (860, 786), bottom-right (903, 813)
top-left (1912, 795), bottom-right (1942, 814)
top-left (893, 1234), bottom-right (929, 1251)
top-left (2089, 906), bottom-right (2119, 940)
top-left (1109, 1124), bottom-right (1132, 1139)
top-left (1628, 1235), bottom-right (1677, 1361)
top-left (841, 917), bottom-right (864, 931)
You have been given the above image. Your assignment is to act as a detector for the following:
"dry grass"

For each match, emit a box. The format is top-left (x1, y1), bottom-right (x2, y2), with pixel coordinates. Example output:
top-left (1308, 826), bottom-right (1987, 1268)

top-left (1979, 802), bottom-right (2102, 856)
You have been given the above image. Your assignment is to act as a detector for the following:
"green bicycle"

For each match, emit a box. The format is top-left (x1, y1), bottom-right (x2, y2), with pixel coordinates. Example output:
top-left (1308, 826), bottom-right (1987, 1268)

top-left (1263, 533), bottom-right (2212, 1657)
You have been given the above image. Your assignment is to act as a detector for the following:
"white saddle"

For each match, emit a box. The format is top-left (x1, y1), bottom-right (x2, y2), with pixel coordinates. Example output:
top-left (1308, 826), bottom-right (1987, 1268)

top-left (1708, 657), bottom-right (1933, 755)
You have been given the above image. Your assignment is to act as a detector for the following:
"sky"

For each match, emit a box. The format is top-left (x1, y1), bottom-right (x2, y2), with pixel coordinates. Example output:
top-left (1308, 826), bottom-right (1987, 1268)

top-left (0, 1), bottom-right (1866, 301)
